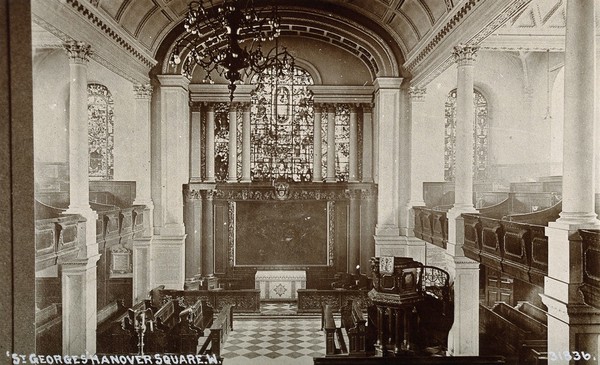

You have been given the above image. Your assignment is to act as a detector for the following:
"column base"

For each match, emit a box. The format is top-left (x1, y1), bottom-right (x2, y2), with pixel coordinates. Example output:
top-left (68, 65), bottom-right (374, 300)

top-left (445, 254), bottom-right (480, 356)
top-left (239, 178), bottom-right (252, 183)
top-left (540, 293), bottom-right (600, 365)
top-left (374, 234), bottom-right (404, 257)
top-left (325, 177), bottom-right (337, 183)
top-left (227, 178), bottom-right (239, 183)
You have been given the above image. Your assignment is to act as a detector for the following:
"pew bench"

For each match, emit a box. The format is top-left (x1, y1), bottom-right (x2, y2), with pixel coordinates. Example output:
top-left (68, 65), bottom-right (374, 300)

top-left (97, 299), bottom-right (146, 354)
top-left (198, 304), bottom-right (234, 357)
top-left (169, 299), bottom-right (215, 354)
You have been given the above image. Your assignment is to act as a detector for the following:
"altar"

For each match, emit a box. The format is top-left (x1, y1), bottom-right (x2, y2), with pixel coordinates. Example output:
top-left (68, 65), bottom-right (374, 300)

top-left (255, 270), bottom-right (306, 301)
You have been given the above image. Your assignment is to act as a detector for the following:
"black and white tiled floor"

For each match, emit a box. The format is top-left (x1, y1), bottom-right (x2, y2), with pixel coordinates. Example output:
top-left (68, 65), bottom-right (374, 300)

top-left (220, 302), bottom-right (326, 364)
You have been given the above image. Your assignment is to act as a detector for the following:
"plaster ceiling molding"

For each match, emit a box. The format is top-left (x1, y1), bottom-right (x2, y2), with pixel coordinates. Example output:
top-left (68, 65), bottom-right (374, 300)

top-left (161, 7), bottom-right (402, 80)
top-left (408, 0), bottom-right (533, 89)
top-left (32, 0), bottom-right (157, 85)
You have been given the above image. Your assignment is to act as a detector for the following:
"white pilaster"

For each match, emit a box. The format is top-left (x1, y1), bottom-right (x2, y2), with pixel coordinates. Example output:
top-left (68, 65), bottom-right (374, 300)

top-left (373, 77), bottom-right (403, 253)
top-left (361, 105), bottom-right (374, 183)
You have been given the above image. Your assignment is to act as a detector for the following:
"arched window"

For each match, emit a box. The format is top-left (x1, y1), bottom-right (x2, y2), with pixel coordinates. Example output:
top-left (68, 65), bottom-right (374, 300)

top-left (250, 65), bottom-right (314, 182)
top-left (88, 83), bottom-right (114, 180)
top-left (444, 88), bottom-right (489, 181)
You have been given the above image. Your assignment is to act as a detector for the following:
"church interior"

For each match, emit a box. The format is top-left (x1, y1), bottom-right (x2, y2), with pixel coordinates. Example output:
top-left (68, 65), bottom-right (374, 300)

top-left (2, 0), bottom-right (600, 364)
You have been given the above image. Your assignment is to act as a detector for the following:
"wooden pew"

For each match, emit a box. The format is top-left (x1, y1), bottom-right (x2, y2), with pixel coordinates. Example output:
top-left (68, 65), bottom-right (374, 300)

top-left (340, 300), bottom-right (367, 356)
top-left (97, 299), bottom-right (146, 354)
top-left (323, 304), bottom-right (347, 356)
top-left (198, 304), bottom-right (234, 357)
top-left (144, 298), bottom-right (184, 353)
top-left (36, 303), bottom-right (62, 355)
top-left (169, 299), bottom-right (215, 354)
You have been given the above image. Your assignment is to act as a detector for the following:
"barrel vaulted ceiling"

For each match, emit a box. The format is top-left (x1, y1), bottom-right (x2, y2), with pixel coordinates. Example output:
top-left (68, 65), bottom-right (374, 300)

top-left (32, 0), bottom-right (545, 84)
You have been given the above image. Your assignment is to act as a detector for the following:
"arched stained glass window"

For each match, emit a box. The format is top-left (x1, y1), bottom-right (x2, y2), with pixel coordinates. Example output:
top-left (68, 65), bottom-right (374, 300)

top-left (334, 104), bottom-right (350, 181)
top-left (250, 65), bottom-right (314, 182)
top-left (444, 88), bottom-right (489, 181)
top-left (88, 84), bottom-right (114, 180)
top-left (214, 102), bottom-right (231, 182)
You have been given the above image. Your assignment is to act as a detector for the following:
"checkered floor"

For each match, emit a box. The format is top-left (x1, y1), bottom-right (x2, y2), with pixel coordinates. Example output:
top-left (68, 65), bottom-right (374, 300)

top-left (220, 303), bottom-right (326, 364)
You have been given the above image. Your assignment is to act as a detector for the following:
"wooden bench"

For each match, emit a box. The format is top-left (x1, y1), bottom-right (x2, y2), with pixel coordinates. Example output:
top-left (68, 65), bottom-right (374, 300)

top-left (198, 304), bottom-right (234, 357)
top-left (97, 299), bottom-right (147, 353)
top-left (36, 303), bottom-right (62, 355)
top-left (323, 304), bottom-right (347, 356)
top-left (144, 298), bottom-right (184, 353)
top-left (169, 299), bottom-right (215, 354)
top-left (340, 300), bottom-right (367, 356)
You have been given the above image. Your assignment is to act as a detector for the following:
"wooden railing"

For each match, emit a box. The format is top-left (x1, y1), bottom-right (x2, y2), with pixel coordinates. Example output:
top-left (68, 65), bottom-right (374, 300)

top-left (580, 229), bottom-right (600, 309)
top-left (323, 304), bottom-right (348, 356)
top-left (463, 214), bottom-right (548, 287)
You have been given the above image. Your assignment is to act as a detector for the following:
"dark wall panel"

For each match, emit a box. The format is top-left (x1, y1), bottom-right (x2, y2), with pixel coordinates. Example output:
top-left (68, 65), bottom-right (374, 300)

top-left (235, 201), bottom-right (328, 266)
top-left (214, 203), bottom-right (228, 274)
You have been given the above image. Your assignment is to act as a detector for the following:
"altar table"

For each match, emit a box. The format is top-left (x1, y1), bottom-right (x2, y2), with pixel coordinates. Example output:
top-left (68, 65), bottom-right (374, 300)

top-left (255, 270), bottom-right (306, 301)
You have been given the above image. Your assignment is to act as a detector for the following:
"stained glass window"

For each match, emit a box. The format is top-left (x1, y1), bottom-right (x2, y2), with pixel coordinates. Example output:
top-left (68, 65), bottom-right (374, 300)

top-left (214, 102), bottom-right (230, 182)
top-left (88, 84), bottom-right (114, 180)
top-left (250, 66), bottom-right (314, 182)
top-left (334, 104), bottom-right (350, 182)
top-left (444, 88), bottom-right (489, 181)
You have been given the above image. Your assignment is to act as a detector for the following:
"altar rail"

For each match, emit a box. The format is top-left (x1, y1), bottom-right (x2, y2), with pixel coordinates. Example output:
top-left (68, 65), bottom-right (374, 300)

top-left (297, 289), bottom-right (370, 313)
top-left (580, 229), bottom-right (600, 309)
top-left (158, 289), bottom-right (261, 313)
top-left (463, 214), bottom-right (548, 287)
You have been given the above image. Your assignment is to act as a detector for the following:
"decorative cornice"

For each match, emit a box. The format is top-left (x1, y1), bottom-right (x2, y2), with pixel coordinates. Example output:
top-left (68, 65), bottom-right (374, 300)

top-left (453, 44), bottom-right (479, 66)
top-left (405, 0), bottom-right (481, 73)
top-left (309, 85), bottom-right (374, 104)
top-left (63, 0), bottom-right (156, 69)
top-left (408, 86), bottom-right (427, 102)
top-left (134, 83), bottom-right (153, 99)
top-left (64, 40), bottom-right (92, 64)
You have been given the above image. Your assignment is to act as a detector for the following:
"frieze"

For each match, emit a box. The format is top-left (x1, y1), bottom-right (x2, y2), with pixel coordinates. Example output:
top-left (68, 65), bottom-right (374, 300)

top-left (228, 202), bottom-right (235, 267)
top-left (328, 201), bottom-right (335, 267)
top-left (211, 186), bottom-right (354, 201)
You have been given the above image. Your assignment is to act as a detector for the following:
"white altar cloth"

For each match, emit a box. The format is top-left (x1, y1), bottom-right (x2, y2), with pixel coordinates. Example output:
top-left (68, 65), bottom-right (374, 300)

top-left (255, 270), bottom-right (306, 301)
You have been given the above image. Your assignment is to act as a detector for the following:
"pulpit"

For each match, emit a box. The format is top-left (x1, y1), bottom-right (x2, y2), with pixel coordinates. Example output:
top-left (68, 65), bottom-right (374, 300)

top-left (255, 270), bottom-right (306, 301)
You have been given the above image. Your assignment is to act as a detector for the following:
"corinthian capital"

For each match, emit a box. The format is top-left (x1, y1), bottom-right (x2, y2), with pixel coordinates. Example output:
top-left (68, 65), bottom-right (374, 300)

top-left (134, 84), bottom-right (153, 99)
top-left (64, 40), bottom-right (92, 64)
top-left (453, 44), bottom-right (478, 66)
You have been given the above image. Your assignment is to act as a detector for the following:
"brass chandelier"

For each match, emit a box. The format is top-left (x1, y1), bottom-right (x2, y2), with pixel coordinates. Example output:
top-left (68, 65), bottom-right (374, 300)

top-left (170, 0), bottom-right (295, 100)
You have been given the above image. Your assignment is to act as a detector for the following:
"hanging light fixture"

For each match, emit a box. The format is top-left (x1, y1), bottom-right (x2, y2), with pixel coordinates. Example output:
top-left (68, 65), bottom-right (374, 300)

top-left (544, 49), bottom-right (552, 120)
top-left (170, 0), bottom-right (295, 101)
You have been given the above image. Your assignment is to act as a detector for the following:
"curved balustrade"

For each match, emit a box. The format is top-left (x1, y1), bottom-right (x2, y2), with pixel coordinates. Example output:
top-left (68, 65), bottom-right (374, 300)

top-left (579, 229), bottom-right (600, 309)
top-left (463, 214), bottom-right (548, 287)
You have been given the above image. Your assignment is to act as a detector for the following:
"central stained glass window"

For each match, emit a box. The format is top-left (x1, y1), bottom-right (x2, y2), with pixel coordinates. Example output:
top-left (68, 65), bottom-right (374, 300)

top-left (250, 66), bottom-right (314, 182)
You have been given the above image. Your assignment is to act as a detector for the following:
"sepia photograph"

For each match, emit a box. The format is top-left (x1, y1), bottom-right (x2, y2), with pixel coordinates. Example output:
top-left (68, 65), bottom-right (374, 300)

top-left (1, 0), bottom-right (600, 364)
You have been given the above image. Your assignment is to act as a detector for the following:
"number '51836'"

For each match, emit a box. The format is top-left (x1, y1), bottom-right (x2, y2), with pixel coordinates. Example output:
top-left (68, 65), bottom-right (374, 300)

top-left (548, 351), bottom-right (595, 361)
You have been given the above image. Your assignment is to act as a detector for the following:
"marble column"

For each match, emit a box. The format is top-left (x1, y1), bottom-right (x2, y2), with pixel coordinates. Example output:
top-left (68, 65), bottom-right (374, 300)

top-left (445, 45), bottom-right (479, 356)
top-left (373, 77), bottom-right (403, 253)
top-left (153, 75), bottom-right (190, 289)
top-left (202, 189), bottom-right (215, 276)
top-left (189, 102), bottom-right (203, 183)
top-left (184, 187), bottom-right (202, 281)
top-left (361, 105), bottom-right (374, 183)
top-left (313, 104), bottom-right (323, 182)
top-left (228, 103), bottom-right (238, 182)
top-left (542, 0), bottom-right (600, 362)
top-left (326, 104), bottom-right (337, 183)
top-left (349, 104), bottom-right (359, 183)
top-left (348, 189), bottom-right (361, 272)
top-left (61, 41), bottom-right (99, 355)
top-left (406, 86), bottom-right (427, 208)
top-left (241, 103), bottom-right (252, 183)
top-left (205, 103), bottom-right (216, 183)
